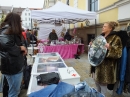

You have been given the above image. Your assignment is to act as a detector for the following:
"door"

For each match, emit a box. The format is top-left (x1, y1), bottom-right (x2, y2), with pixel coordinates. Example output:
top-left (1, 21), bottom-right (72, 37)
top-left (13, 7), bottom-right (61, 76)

top-left (87, 34), bottom-right (95, 45)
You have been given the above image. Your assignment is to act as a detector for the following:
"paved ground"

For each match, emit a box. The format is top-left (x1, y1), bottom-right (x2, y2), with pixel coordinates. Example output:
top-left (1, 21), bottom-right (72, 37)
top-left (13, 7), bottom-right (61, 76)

top-left (0, 53), bottom-right (130, 97)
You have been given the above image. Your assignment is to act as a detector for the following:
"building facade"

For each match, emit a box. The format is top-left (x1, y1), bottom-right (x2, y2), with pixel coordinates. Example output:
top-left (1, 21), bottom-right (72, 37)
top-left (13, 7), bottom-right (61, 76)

top-left (43, 0), bottom-right (130, 52)
top-left (21, 8), bottom-right (31, 29)
top-left (98, 0), bottom-right (130, 29)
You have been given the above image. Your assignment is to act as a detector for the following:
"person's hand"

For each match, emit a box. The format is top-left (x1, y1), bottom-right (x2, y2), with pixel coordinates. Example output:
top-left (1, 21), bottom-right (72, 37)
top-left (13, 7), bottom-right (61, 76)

top-left (20, 46), bottom-right (27, 55)
top-left (105, 43), bottom-right (110, 50)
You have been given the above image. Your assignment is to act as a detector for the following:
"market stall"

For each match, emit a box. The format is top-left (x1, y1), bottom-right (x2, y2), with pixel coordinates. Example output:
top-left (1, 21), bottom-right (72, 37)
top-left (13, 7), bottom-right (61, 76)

top-left (31, 1), bottom-right (97, 40)
top-left (27, 3), bottom-right (100, 96)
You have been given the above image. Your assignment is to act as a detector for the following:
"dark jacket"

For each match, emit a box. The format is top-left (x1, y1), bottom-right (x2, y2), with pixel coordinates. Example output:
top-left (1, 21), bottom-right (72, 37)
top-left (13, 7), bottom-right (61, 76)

top-left (125, 38), bottom-right (130, 82)
top-left (64, 32), bottom-right (72, 41)
top-left (49, 32), bottom-right (58, 41)
top-left (30, 34), bottom-right (37, 44)
top-left (0, 25), bottom-right (25, 74)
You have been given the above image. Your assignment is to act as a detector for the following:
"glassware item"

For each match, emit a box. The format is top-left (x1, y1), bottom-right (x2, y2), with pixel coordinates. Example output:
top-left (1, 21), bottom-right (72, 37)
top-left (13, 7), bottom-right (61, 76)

top-left (79, 38), bottom-right (81, 44)
top-left (39, 47), bottom-right (44, 53)
top-left (37, 63), bottom-right (66, 73)
top-left (53, 40), bottom-right (55, 44)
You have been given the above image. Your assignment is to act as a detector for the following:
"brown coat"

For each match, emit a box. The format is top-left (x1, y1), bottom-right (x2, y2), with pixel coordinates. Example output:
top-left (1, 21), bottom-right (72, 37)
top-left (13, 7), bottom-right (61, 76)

top-left (95, 35), bottom-right (122, 84)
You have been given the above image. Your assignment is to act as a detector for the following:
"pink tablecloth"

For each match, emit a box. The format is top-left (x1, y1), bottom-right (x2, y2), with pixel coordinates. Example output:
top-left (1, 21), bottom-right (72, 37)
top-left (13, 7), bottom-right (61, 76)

top-left (77, 44), bottom-right (84, 55)
top-left (40, 39), bottom-right (49, 43)
top-left (39, 44), bottom-right (79, 59)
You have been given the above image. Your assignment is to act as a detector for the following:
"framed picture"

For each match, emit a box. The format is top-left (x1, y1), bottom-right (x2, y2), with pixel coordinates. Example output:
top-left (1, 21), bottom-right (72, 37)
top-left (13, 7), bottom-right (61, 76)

top-left (37, 63), bottom-right (66, 73)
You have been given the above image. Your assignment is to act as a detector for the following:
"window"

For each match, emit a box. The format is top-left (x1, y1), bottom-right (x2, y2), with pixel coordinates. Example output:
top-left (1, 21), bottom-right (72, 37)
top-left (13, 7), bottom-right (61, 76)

top-left (25, 18), bottom-right (27, 21)
top-left (26, 23), bottom-right (27, 26)
top-left (28, 13), bottom-right (30, 16)
top-left (67, 0), bottom-right (69, 5)
top-left (25, 13), bottom-right (27, 16)
top-left (29, 18), bottom-right (30, 21)
top-left (29, 23), bottom-right (31, 26)
top-left (88, 0), bottom-right (98, 11)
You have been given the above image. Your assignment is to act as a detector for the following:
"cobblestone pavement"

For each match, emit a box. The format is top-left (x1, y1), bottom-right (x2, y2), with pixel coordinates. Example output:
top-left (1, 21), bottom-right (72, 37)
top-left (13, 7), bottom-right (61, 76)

top-left (0, 53), bottom-right (130, 97)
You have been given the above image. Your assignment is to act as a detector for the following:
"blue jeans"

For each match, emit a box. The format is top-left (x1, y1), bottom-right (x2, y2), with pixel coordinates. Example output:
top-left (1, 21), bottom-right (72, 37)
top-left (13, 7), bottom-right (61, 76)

top-left (0, 74), bottom-right (4, 92)
top-left (29, 84), bottom-right (57, 97)
top-left (29, 82), bottom-right (75, 97)
top-left (4, 72), bottom-right (23, 97)
top-left (75, 81), bottom-right (105, 97)
top-left (50, 82), bottom-right (75, 97)
top-left (90, 88), bottom-right (105, 97)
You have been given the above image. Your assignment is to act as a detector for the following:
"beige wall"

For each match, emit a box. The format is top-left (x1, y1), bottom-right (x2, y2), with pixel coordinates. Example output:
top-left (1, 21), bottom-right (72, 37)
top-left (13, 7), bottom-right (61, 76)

top-left (77, 0), bottom-right (86, 28)
top-left (78, 0), bottom-right (86, 10)
top-left (99, 0), bottom-right (118, 9)
top-left (61, 0), bottom-right (66, 3)
top-left (69, 0), bottom-right (74, 6)
top-left (69, 0), bottom-right (74, 29)
top-left (99, 8), bottom-right (118, 23)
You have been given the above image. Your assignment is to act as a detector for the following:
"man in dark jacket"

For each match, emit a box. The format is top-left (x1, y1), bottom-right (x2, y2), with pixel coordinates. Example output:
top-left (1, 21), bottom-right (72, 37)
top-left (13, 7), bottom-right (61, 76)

top-left (48, 29), bottom-right (58, 41)
top-left (64, 30), bottom-right (72, 41)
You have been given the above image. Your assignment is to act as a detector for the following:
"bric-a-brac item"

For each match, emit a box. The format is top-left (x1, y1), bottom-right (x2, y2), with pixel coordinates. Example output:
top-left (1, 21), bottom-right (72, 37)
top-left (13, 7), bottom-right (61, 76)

top-left (88, 35), bottom-right (107, 66)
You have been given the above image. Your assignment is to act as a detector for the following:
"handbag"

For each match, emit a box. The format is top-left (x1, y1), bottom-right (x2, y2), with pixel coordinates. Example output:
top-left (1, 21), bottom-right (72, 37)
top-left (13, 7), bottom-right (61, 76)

top-left (36, 72), bottom-right (60, 85)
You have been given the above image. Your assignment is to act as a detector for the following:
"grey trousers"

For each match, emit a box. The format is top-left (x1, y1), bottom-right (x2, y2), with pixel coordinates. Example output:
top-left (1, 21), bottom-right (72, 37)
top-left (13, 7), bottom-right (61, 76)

top-left (95, 81), bottom-right (107, 96)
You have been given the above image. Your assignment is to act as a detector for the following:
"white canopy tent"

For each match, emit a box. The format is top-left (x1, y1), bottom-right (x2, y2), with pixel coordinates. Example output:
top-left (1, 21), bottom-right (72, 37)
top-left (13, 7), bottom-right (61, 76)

top-left (31, 1), bottom-right (96, 23)
top-left (31, 1), bottom-right (97, 39)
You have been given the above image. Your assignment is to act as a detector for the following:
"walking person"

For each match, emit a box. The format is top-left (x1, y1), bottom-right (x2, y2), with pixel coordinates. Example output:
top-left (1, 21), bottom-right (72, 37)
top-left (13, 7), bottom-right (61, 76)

top-left (22, 29), bottom-right (28, 47)
top-left (0, 12), bottom-right (27, 97)
top-left (30, 30), bottom-right (37, 47)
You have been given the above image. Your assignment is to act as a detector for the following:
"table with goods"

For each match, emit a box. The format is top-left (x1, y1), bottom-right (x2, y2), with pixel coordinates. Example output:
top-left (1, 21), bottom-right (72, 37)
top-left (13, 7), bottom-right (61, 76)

top-left (27, 52), bottom-right (80, 95)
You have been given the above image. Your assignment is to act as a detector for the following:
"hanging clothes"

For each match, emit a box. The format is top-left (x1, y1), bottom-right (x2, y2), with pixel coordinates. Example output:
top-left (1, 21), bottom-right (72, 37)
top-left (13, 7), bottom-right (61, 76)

top-left (116, 47), bottom-right (128, 94)
top-left (125, 38), bottom-right (130, 83)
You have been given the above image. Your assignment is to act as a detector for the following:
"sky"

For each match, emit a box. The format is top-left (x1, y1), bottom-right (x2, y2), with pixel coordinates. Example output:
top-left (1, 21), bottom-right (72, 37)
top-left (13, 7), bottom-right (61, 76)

top-left (0, 0), bottom-right (44, 8)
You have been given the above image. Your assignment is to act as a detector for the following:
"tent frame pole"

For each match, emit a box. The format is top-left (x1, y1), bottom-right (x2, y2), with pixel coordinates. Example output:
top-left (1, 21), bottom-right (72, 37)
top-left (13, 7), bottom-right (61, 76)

top-left (69, 20), bottom-right (70, 31)
top-left (31, 19), bottom-right (34, 56)
top-left (95, 19), bottom-right (97, 37)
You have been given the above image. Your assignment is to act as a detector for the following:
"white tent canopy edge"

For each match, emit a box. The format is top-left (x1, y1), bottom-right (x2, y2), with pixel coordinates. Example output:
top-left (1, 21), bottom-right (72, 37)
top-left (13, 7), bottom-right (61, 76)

top-left (31, 1), bottom-right (97, 40)
top-left (31, 1), bottom-right (96, 21)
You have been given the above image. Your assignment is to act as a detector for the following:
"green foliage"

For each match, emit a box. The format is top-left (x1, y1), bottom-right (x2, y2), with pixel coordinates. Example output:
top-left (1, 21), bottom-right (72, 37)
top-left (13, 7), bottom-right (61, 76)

top-left (0, 13), bottom-right (5, 24)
